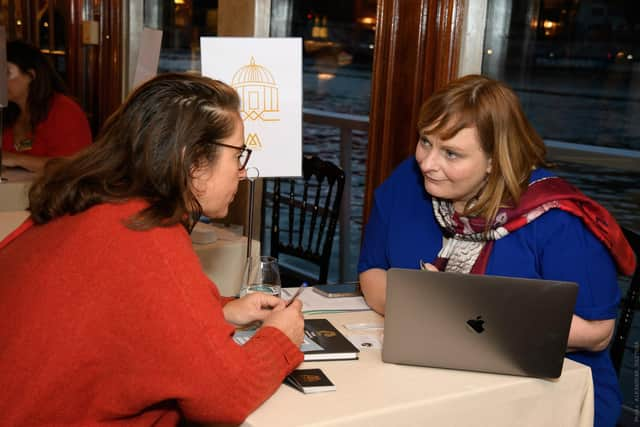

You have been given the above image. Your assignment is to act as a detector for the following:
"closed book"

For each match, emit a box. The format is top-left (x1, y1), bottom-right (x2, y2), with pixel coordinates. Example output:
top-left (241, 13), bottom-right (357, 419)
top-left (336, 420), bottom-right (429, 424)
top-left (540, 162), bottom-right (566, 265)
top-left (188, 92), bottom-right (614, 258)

top-left (285, 368), bottom-right (336, 394)
top-left (303, 318), bottom-right (359, 361)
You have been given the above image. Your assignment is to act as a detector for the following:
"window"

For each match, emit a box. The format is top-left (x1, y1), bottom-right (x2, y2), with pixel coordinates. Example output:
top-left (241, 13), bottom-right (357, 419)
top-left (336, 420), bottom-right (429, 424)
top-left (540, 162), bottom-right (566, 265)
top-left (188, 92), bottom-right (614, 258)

top-left (262, 0), bottom-right (376, 282)
top-left (143, 0), bottom-right (219, 73)
top-left (481, 0), bottom-right (640, 224)
top-left (477, 0), bottom-right (640, 413)
top-left (139, 0), bottom-right (375, 282)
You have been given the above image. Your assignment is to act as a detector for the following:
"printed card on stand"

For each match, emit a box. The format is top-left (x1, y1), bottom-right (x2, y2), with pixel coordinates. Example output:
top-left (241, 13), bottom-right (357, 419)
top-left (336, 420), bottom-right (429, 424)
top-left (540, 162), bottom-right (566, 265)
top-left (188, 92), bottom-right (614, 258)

top-left (201, 37), bottom-right (302, 178)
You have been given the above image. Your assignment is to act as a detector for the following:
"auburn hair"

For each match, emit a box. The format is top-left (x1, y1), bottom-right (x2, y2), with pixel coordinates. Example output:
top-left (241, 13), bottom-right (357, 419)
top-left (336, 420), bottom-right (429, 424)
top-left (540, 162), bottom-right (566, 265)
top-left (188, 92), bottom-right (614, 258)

top-left (417, 74), bottom-right (547, 223)
top-left (29, 73), bottom-right (241, 231)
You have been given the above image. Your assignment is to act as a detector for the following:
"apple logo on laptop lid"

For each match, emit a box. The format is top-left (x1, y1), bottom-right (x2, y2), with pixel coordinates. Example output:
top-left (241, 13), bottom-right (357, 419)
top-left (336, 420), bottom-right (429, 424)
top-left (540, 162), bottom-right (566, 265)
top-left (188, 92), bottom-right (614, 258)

top-left (466, 316), bottom-right (485, 334)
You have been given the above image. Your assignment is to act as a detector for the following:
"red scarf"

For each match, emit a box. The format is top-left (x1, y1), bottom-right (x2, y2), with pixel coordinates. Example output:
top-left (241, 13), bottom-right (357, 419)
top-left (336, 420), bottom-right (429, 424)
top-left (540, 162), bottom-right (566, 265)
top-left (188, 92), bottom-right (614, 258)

top-left (434, 176), bottom-right (636, 276)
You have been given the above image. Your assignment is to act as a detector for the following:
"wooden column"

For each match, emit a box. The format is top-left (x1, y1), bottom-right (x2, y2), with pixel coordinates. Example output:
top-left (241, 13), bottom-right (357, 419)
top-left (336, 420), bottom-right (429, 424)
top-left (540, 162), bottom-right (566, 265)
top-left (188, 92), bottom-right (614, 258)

top-left (65, 0), bottom-right (83, 97)
top-left (97, 0), bottom-right (123, 127)
top-left (217, 0), bottom-right (271, 236)
top-left (363, 0), bottom-right (465, 223)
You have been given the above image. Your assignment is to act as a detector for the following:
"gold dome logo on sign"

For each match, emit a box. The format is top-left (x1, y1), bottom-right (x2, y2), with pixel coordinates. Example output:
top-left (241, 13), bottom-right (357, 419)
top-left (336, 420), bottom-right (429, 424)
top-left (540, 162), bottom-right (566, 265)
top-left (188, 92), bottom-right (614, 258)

top-left (245, 133), bottom-right (263, 150)
top-left (232, 57), bottom-right (280, 122)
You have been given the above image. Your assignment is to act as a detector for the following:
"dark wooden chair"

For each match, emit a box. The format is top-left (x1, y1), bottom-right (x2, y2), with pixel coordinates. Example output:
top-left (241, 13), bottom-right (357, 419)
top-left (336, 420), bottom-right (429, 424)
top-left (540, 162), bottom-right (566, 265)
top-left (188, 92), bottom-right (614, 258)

top-left (610, 227), bottom-right (640, 376)
top-left (267, 155), bottom-right (345, 286)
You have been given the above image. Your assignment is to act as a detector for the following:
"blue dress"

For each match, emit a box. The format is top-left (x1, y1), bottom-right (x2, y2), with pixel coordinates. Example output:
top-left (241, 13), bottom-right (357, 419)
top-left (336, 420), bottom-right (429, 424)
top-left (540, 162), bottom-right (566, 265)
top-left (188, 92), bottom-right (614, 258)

top-left (358, 157), bottom-right (622, 427)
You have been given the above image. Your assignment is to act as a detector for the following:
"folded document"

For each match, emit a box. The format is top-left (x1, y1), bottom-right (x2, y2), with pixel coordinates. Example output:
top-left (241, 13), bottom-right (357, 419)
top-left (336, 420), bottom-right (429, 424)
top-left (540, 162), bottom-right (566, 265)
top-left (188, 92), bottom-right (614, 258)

top-left (280, 287), bottom-right (370, 313)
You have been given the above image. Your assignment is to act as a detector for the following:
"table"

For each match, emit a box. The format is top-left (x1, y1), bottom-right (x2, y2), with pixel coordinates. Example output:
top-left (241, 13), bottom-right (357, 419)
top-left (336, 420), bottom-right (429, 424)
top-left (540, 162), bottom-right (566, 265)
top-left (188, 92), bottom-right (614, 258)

top-left (0, 210), bottom-right (256, 297)
top-left (0, 167), bottom-right (35, 211)
top-left (0, 210), bottom-right (29, 241)
top-left (193, 232), bottom-right (259, 297)
top-left (242, 311), bottom-right (594, 427)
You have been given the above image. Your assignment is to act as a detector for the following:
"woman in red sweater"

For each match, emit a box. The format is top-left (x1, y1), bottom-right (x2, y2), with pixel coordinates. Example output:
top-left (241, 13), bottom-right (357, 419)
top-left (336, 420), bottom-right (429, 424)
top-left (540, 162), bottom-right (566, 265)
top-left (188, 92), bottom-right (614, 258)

top-left (0, 74), bottom-right (305, 426)
top-left (2, 40), bottom-right (92, 172)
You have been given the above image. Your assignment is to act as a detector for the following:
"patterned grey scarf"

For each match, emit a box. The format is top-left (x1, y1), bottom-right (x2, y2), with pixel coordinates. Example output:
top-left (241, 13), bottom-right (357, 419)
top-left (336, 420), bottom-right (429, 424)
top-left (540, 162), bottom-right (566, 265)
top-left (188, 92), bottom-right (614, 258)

top-left (429, 198), bottom-right (509, 273)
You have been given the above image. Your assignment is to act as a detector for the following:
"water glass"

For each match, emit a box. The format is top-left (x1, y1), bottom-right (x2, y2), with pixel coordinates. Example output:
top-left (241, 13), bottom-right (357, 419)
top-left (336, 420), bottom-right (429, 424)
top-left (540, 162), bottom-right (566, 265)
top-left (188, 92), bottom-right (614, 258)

top-left (239, 256), bottom-right (282, 297)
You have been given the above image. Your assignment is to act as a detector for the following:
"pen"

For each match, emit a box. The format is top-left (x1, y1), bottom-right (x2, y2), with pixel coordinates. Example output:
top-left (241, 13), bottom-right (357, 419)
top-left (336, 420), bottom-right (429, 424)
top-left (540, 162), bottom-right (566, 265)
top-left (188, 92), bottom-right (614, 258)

top-left (286, 282), bottom-right (308, 307)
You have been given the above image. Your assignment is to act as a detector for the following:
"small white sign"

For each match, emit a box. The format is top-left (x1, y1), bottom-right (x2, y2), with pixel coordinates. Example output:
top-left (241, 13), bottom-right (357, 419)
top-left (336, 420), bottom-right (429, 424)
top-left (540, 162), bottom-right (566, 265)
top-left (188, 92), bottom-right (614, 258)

top-left (132, 27), bottom-right (163, 89)
top-left (201, 37), bottom-right (302, 178)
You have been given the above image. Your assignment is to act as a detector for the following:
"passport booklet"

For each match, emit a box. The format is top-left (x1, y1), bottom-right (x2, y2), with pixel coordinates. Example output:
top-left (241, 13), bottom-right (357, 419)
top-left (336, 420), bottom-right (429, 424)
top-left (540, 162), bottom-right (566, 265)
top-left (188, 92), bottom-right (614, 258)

top-left (285, 368), bottom-right (336, 394)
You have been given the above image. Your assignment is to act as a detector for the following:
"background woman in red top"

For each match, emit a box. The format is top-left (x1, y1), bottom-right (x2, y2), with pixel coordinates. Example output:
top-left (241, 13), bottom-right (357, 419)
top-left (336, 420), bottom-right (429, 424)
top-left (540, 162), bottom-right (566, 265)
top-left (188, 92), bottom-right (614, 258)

top-left (2, 40), bottom-right (91, 172)
top-left (0, 74), bottom-right (305, 426)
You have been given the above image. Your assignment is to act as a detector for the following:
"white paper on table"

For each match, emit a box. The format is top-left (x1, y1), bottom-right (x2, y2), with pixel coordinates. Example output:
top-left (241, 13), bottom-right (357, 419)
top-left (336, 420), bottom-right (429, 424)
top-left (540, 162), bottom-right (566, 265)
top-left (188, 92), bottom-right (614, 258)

top-left (233, 329), bottom-right (323, 352)
top-left (200, 37), bottom-right (302, 178)
top-left (343, 322), bottom-right (383, 330)
top-left (347, 334), bottom-right (382, 350)
top-left (281, 287), bottom-right (370, 313)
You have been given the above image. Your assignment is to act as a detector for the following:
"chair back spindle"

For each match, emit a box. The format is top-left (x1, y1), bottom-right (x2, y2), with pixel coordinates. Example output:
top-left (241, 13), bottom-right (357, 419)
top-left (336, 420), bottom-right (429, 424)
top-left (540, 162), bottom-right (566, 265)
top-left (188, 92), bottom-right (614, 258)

top-left (611, 227), bottom-right (640, 376)
top-left (268, 155), bottom-right (345, 285)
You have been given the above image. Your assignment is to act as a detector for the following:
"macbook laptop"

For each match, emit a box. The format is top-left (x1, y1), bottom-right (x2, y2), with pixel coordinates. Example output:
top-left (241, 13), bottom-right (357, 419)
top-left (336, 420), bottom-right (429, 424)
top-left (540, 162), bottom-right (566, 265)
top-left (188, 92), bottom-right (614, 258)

top-left (382, 268), bottom-right (578, 378)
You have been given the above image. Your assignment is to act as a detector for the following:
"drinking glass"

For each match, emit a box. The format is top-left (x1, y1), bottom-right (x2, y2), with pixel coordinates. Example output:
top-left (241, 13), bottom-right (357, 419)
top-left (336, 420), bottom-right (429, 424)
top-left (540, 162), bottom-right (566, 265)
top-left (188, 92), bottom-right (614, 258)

top-left (239, 256), bottom-right (281, 297)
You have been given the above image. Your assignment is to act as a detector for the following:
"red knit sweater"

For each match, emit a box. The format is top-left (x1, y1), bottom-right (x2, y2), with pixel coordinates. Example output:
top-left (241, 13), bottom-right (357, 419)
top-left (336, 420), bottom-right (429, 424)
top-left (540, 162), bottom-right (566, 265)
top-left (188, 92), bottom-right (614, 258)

top-left (0, 201), bottom-right (303, 426)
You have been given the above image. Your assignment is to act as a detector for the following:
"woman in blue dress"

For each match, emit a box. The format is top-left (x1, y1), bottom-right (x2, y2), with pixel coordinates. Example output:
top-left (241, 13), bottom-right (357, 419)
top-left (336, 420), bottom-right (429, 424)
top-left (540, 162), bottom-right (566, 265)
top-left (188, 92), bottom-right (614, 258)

top-left (358, 75), bottom-right (635, 427)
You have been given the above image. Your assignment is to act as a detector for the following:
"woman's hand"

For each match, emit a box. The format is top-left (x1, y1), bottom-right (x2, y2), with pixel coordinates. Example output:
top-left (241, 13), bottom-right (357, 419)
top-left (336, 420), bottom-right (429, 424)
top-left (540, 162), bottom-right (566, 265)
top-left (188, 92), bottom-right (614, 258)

top-left (262, 300), bottom-right (305, 346)
top-left (420, 261), bottom-right (439, 272)
top-left (223, 293), bottom-right (285, 327)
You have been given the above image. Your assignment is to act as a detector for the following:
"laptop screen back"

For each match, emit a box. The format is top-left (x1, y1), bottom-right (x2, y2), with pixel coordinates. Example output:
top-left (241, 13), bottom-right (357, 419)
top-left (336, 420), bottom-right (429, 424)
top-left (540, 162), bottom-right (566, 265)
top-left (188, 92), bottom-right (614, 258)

top-left (382, 268), bottom-right (578, 378)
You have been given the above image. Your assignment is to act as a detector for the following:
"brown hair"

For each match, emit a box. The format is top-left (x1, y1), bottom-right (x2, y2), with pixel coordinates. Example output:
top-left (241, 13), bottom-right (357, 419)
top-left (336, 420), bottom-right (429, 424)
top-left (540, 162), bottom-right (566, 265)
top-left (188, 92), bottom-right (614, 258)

top-left (417, 74), bottom-right (547, 223)
top-left (29, 73), bottom-right (241, 231)
top-left (4, 40), bottom-right (68, 129)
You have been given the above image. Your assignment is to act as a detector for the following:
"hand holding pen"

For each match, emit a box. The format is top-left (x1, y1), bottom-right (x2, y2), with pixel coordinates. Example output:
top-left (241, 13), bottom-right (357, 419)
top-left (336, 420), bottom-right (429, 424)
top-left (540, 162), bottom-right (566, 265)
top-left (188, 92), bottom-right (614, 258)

top-left (286, 282), bottom-right (309, 307)
top-left (262, 285), bottom-right (306, 346)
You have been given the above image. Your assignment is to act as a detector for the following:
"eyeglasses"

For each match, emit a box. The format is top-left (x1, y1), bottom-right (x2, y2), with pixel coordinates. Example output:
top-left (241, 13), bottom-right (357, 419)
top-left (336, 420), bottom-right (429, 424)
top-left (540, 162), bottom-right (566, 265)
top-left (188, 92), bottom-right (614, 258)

top-left (211, 142), bottom-right (253, 170)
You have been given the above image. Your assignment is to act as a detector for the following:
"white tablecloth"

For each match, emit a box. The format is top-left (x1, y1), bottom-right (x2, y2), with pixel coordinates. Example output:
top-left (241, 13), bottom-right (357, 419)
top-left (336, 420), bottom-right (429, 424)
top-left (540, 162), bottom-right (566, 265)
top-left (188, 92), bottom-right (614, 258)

top-left (0, 210), bottom-right (29, 240)
top-left (193, 232), bottom-right (260, 297)
top-left (242, 311), bottom-right (594, 427)
top-left (0, 168), bottom-right (34, 211)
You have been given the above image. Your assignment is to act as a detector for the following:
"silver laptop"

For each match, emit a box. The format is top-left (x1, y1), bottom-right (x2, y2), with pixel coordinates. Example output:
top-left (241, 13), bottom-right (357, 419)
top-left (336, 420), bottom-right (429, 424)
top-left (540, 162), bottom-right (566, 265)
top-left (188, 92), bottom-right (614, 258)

top-left (382, 268), bottom-right (578, 378)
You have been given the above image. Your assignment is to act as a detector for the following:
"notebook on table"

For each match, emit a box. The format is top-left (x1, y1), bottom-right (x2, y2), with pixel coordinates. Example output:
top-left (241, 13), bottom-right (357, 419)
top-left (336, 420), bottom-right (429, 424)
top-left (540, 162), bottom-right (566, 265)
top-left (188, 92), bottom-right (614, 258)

top-left (382, 268), bottom-right (578, 378)
top-left (233, 318), bottom-right (359, 361)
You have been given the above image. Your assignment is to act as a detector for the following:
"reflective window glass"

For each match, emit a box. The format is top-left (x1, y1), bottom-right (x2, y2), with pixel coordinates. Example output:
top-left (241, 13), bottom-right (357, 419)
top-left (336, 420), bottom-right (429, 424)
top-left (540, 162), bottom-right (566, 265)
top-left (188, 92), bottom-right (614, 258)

top-left (482, 0), bottom-right (640, 229)
top-left (143, 0), bottom-right (219, 73)
top-left (481, 0), bottom-right (640, 411)
top-left (264, 0), bottom-right (376, 281)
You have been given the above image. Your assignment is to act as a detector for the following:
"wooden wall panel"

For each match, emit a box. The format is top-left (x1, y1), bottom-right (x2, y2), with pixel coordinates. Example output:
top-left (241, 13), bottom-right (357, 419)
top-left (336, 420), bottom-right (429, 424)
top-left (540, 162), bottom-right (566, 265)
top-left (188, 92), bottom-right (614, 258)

top-left (97, 0), bottom-right (123, 126)
top-left (66, 0), bottom-right (83, 97)
top-left (363, 0), bottom-right (464, 223)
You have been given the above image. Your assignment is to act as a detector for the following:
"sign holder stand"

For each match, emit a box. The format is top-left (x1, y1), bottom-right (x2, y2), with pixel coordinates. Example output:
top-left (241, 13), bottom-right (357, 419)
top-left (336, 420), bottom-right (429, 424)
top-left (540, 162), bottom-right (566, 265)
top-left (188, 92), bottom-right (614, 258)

top-left (245, 167), bottom-right (260, 259)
